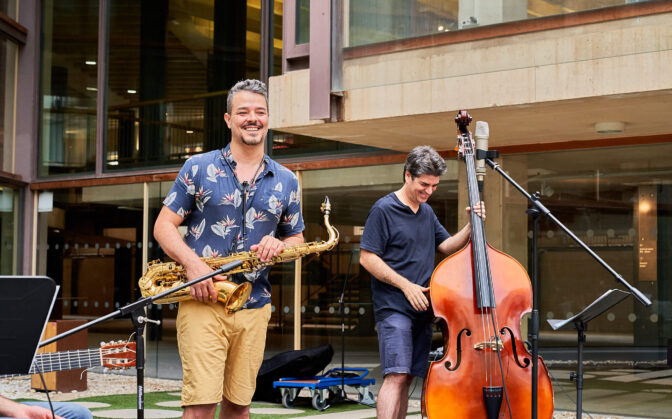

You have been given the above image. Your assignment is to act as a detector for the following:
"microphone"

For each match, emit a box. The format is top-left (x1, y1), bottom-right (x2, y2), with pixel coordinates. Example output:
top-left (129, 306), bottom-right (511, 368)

top-left (474, 121), bottom-right (489, 192)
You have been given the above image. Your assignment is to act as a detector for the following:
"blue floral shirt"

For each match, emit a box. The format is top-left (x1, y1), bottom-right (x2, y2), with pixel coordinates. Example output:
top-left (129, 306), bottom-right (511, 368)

top-left (162, 144), bottom-right (305, 309)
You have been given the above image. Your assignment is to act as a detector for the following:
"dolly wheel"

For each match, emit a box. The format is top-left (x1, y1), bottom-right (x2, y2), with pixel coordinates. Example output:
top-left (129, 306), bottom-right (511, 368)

top-left (359, 389), bottom-right (375, 404)
top-left (282, 392), bottom-right (294, 408)
top-left (312, 393), bottom-right (327, 411)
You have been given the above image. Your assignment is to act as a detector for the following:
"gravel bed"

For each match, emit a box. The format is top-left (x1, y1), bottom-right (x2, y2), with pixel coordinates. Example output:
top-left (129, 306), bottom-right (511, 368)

top-left (0, 372), bottom-right (181, 402)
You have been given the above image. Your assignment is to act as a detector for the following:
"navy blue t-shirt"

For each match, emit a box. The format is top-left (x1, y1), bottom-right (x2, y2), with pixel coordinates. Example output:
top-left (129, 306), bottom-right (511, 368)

top-left (360, 192), bottom-right (450, 322)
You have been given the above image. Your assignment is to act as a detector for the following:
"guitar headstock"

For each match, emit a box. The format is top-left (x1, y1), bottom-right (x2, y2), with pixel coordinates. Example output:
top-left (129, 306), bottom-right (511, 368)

top-left (455, 110), bottom-right (474, 158)
top-left (100, 341), bottom-right (137, 370)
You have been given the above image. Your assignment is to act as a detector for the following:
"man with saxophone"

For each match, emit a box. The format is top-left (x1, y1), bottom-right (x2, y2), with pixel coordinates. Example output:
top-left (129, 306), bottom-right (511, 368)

top-left (359, 146), bottom-right (484, 419)
top-left (154, 79), bottom-right (304, 419)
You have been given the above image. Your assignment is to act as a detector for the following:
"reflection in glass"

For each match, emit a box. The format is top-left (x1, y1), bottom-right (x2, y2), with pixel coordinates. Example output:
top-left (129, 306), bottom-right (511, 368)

top-left (294, 164), bottom-right (459, 356)
top-left (106, 0), bottom-right (270, 170)
top-left (270, 131), bottom-right (389, 159)
top-left (0, 0), bottom-right (17, 20)
top-left (39, 0), bottom-right (98, 177)
top-left (346, 0), bottom-right (655, 48)
top-left (0, 186), bottom-right (17, 274)
top-left (0, 39), bottom-right (17, 172)
top-left (295, 0), bottom-right (310, 44)
top-left (37, 185), bottom-right (146, 320)
top-left (523, 144), bottom-right (672, 348)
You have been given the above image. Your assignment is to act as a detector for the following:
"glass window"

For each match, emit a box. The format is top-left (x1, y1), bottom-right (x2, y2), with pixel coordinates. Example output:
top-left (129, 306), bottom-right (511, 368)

top-left (0, 0), bottom-right (18, 20)
top-left (106, 0), bottom-right (264, 170)
top-left (291, 163), bottom-right (459, 355)
top-left (36, 185), bottom-right (147, 320)
top-left (516, 144), bottom-right (672, 349)
top-left (272, 0), bottom-right (284, 77)
top-left (0, 37), bottom-right (17, 173)
top-left (0, 185), bottom-right (18, 274)
top-left (270, 132), bottom-right (388, 160)
top-left (38, 0), bottom-right (98, 177)
top-left (346, 0), bottom-right (658, 48)
top-left (295, 0), bottom-right (310, 45)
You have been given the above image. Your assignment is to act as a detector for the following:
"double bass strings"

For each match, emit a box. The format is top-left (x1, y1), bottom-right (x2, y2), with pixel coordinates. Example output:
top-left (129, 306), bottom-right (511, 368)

top-left (463, 128), bottom-right (514, 418)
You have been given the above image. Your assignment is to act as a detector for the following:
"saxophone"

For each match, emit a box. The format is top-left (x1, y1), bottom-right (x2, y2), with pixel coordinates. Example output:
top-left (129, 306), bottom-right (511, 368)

top-left (139, 197), bottom-right (339, 312)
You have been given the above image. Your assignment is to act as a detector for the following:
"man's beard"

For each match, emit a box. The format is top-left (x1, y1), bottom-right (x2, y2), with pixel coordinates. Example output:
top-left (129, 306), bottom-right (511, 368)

top-left (240, 131), bottom-right (266, 146)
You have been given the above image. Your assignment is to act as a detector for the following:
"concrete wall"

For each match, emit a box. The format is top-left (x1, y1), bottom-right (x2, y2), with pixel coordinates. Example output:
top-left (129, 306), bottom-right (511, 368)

top-left (270, 13), bottom-right (672, 132)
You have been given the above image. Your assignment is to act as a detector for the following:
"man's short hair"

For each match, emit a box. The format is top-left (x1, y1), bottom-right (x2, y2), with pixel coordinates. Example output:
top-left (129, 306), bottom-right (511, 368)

top-left (403, 145), bottom-right (447, 182)
top-left (226, 79), bottom-right (268, 114)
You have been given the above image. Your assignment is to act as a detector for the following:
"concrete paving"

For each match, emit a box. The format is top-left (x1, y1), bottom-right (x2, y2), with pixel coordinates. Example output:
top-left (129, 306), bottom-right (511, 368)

top-left (82, 333), bottom-right (671, 418)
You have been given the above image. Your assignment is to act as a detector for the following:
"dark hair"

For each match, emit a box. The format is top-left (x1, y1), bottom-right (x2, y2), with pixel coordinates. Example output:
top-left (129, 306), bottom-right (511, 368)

top-left (403, 145), bottom-right (447, 182)
top-left (226, 79), bottom-right (268, 114)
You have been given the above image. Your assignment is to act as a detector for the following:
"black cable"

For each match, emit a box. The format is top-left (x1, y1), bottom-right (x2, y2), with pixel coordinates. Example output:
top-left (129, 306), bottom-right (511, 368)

top-left (34, 363), bottom-right (56, 419)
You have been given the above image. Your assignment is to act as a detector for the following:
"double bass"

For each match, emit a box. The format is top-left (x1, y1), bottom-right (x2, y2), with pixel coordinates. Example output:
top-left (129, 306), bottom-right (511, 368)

top-left (423, 111), bottom-right (553, 418)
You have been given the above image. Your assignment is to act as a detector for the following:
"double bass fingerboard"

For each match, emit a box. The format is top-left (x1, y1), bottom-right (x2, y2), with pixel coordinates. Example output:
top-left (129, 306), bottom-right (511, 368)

top-left (456, 113), bottom-right (495, 309)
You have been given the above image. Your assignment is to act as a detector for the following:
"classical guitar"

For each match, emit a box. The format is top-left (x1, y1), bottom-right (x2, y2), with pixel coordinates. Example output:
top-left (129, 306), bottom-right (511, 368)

top-left (1, 341), bottom-right (136, 377)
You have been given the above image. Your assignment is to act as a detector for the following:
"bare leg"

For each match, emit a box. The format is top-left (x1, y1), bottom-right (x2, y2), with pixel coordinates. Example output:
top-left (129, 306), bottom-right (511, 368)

top-left (376, 373), bottom-right (414, 419)
top-left (183, 403), bottom-right (217, 419)
top-left (219, 397), bottom-right (249, 419)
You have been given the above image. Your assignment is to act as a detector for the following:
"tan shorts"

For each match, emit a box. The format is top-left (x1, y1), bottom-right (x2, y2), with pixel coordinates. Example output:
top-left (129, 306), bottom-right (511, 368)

top-left (176, 301), bottom-right (272, 407)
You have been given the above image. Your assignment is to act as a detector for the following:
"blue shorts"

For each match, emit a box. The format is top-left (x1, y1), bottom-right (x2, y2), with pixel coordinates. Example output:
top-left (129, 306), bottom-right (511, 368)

top-left (376, 312), bottom-right (433, 378)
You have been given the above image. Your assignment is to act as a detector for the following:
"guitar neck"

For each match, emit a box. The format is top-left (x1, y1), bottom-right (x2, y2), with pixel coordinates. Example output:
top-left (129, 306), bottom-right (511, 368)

top-left (0, 349), bottom-right (102, 378)
top-left (31, 348), bottom-right (103, 374)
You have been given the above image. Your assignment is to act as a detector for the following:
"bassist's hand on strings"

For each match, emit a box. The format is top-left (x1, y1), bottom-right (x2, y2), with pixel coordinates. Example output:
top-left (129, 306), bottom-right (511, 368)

top-left (466, 201), bottom-right (486, 222)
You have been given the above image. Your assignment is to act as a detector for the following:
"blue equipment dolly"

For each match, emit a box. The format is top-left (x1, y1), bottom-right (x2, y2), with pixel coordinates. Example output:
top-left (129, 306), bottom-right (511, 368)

top-left (273, 367), bottom-right (376, 411)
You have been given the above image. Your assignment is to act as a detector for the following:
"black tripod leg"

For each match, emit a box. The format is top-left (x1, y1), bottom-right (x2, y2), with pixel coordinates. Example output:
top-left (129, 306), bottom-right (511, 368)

top-left (131, 309), bottom-right (147, 419)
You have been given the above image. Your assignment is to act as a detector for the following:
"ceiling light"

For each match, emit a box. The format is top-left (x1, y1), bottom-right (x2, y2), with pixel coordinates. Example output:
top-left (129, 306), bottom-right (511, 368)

top-left (86, 87), bottom-right (98, 92)
top-left (594, 122), bottom-right (624, 134)
top-left (85, 60), bottom-right (96, 66)
top-left (186, 130), bottom-right (194, 134)
top-left (127, 89), bottom-right (137, 94)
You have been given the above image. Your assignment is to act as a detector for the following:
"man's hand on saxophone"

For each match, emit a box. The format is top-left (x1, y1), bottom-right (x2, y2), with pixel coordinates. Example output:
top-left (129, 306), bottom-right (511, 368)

top-left (251, 233), bottom-right (304, 262)
top-left (154, 205), bottom-right (224, 304)
top-left (184, 260), bottom-right (223, 304)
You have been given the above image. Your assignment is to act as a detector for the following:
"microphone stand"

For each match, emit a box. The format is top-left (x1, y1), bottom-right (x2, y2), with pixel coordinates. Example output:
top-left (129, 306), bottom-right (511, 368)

top-left (335, 247), bottom-right (357, 404)
top-left (477, 153), bottom-right (651, 419)
top-left (39, 260), bottom-right (245, 419)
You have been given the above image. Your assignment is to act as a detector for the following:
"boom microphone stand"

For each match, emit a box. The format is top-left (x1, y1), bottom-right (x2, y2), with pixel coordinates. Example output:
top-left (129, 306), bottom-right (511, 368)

top-left (39, 260), bottom-right (244, 419)
top-left (477, 152), bottom-right (651, 419)
top-left (336, 246), bottom-right (357, 403)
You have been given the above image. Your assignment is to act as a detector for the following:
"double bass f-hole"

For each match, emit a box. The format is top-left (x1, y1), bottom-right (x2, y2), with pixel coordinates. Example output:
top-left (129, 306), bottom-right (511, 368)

top-left (422, 110), bottom-right (554, 419)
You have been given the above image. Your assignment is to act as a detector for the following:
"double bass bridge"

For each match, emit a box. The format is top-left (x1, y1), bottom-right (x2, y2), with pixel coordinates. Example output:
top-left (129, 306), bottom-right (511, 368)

top-left (474, 337), bottom-right (504, 352)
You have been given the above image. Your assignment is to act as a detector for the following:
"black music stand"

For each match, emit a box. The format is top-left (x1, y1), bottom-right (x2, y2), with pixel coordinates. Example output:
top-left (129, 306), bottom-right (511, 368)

top-left (0, 276), bottom-right (58, 375)
top-left (547, 289), bottom-right (631, 418)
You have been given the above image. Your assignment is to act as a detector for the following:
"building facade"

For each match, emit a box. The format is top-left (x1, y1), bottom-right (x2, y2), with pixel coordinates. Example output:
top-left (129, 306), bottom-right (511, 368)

top-left (269, 0), bottom-right (672, 359)
top-left (1, 0), bottom-right (670, 383)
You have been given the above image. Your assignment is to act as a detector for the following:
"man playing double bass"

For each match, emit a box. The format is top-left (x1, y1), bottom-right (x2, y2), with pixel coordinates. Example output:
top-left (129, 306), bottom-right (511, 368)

top-left (359, 145), bottom-right (484, 419)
